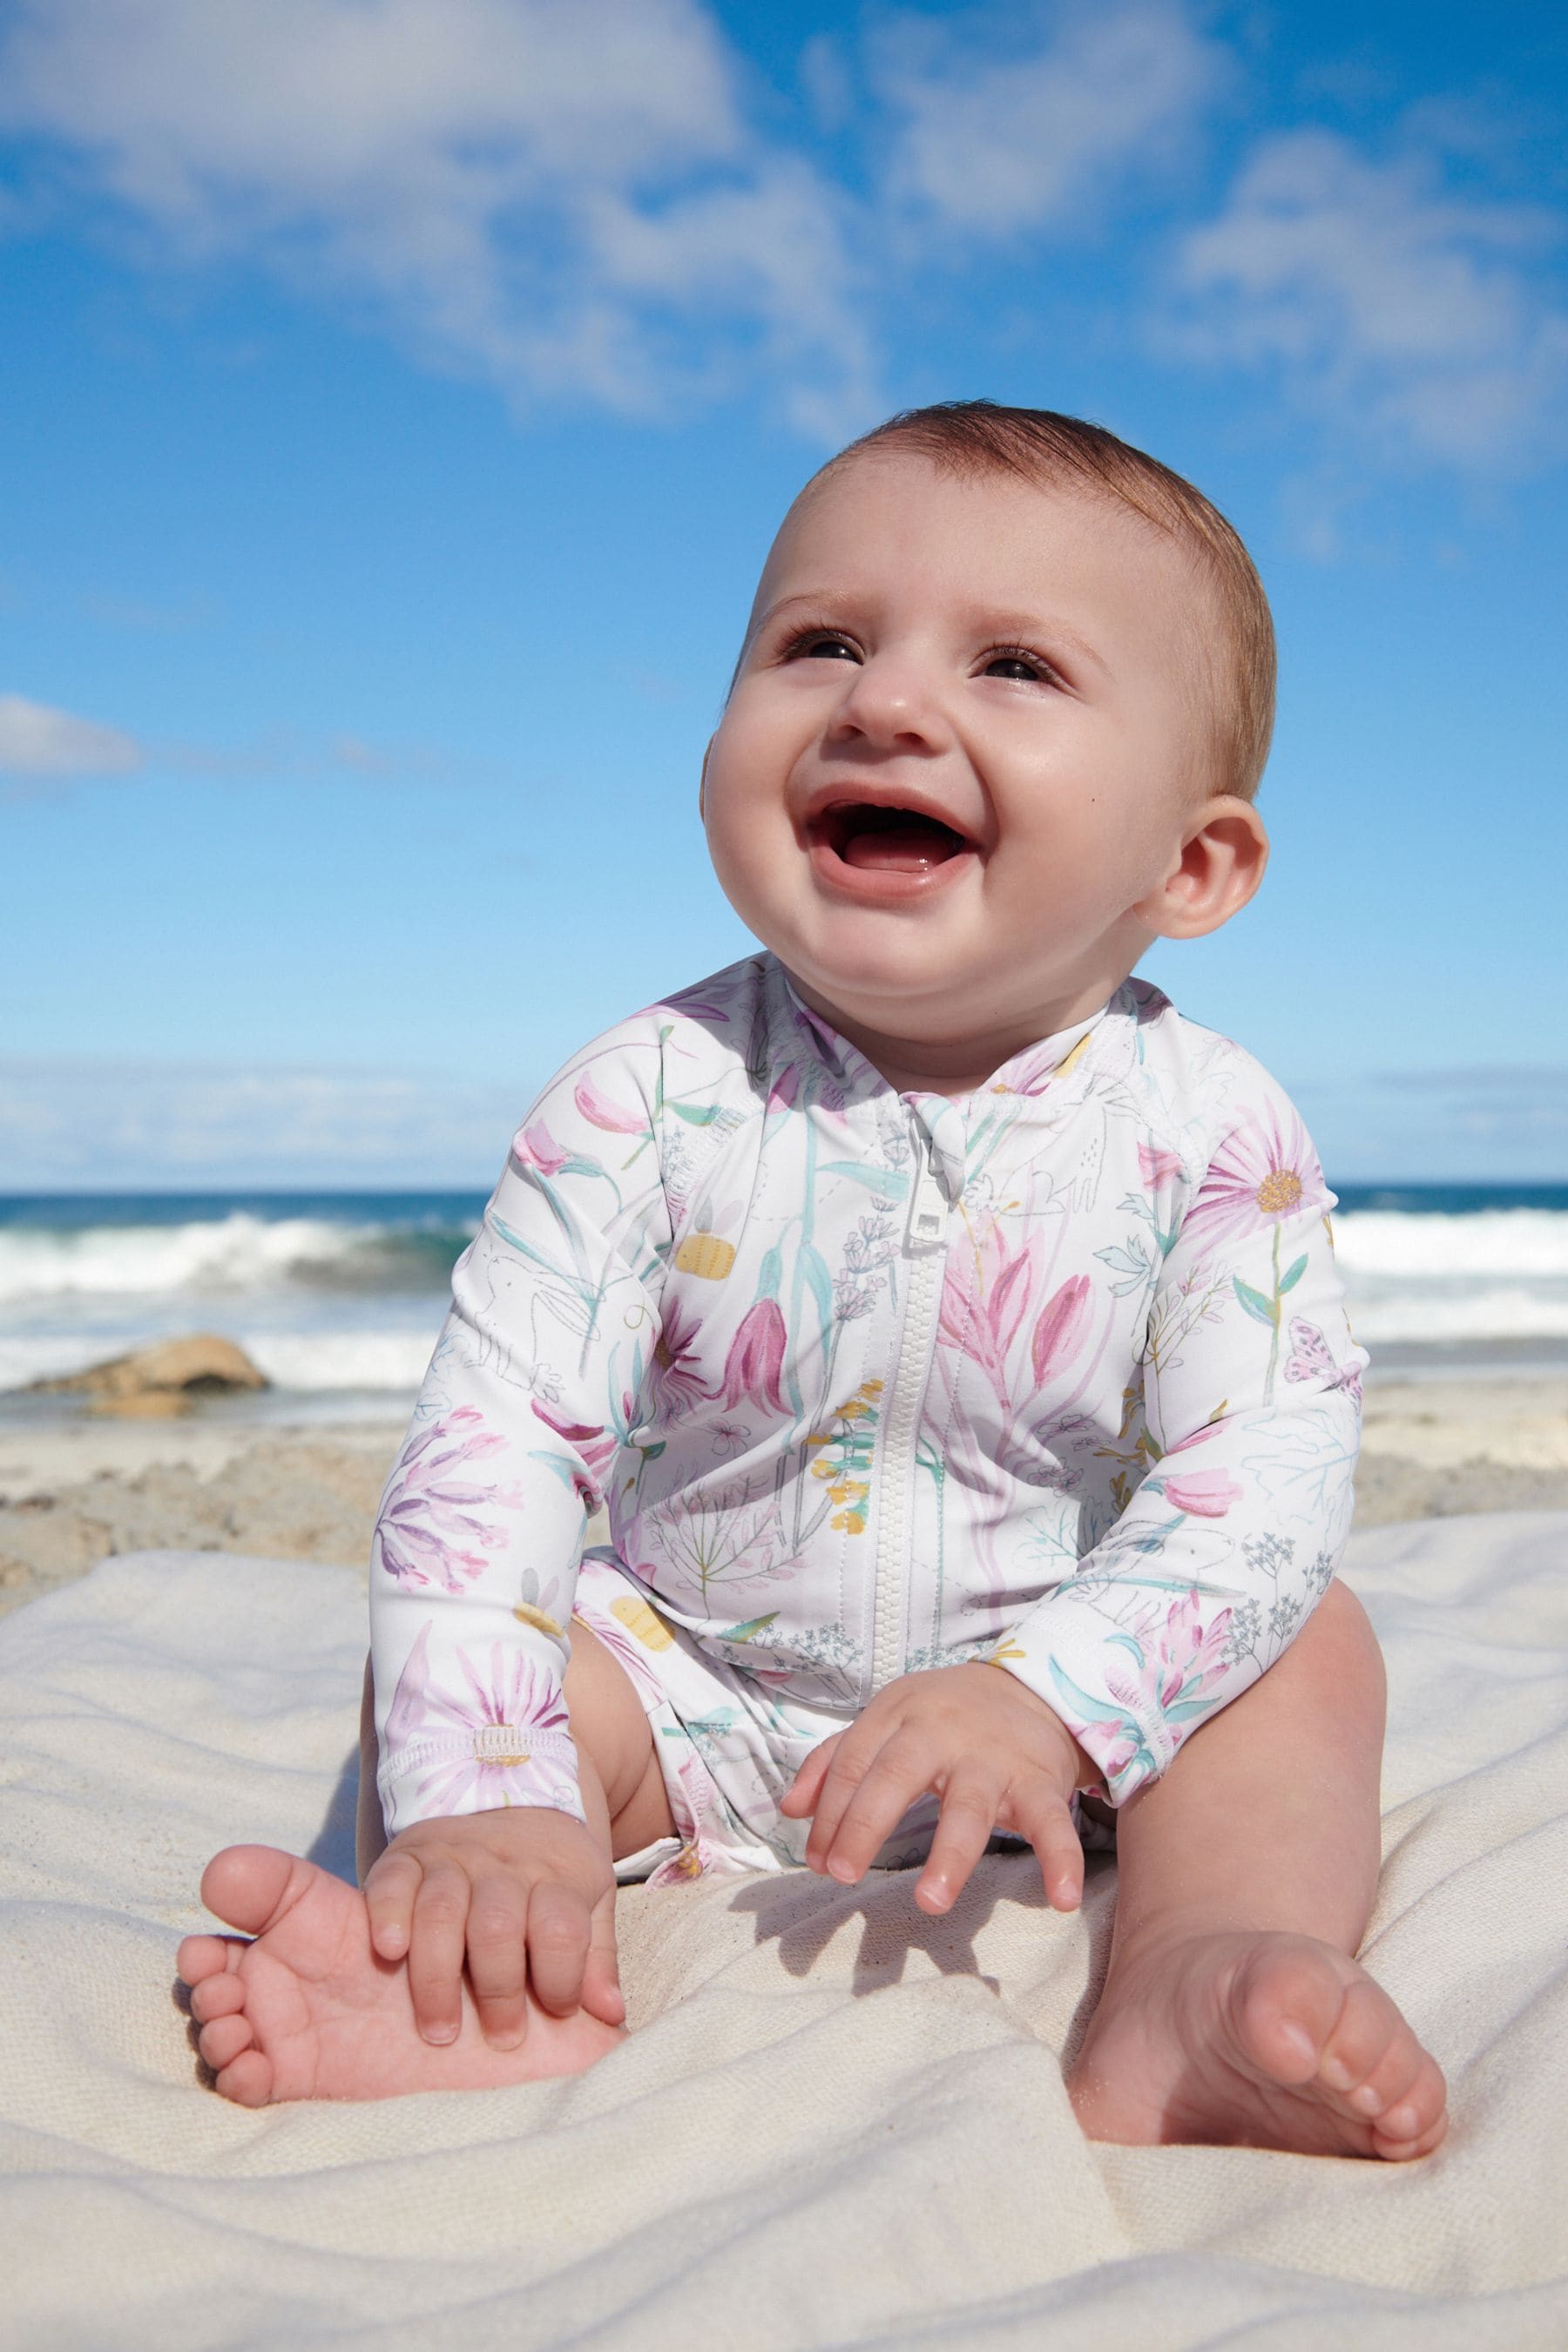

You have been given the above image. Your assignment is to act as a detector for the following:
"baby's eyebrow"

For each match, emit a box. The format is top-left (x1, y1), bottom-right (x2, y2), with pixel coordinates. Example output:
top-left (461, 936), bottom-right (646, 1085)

top-left (968, 605), bottom-right (1111, 679)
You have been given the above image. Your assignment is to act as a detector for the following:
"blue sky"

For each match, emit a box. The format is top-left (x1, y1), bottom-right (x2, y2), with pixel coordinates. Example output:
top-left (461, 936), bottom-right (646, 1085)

top-left (2, 0), bottom-right (1565, 1188)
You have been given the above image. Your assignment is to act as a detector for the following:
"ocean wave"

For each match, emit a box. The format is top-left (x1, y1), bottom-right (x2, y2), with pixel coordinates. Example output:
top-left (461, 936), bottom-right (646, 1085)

top-left (1350, 1288), bottom-right (1568, 1344)
top-left (242, 1331), bottom-right (441, 1390)
top-left (5, 1202), bottom-right (1568, 1385)
top-left (1334, 1209), bottom-right (1568, 1279)
top-left (0, 1213), bottom-right (475, 1303)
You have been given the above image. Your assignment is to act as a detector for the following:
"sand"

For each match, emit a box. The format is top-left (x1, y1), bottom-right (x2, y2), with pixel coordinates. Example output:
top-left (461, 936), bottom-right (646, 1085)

top-left (3, 1377), bottom-right (1567, 1620)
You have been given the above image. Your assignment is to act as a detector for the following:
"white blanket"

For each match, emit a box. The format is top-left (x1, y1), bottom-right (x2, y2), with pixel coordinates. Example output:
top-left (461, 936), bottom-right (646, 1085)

top-left (3, 1516), bottom-right (1567, 2350)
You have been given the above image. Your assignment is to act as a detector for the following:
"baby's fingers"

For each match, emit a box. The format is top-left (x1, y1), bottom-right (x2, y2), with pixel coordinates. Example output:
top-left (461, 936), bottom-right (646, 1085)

top-left (465, 1872), bottom-right (531, 2050)
top-left (525, 1879), bottom-right (592, 2018)
top-left (779, 1732), bottom-right (842, 1819)
top-left (811, 1740), bottom-right (925, 1882)
top-left (406, 1861), bottom-right (473, 2044)
top-left (1017, 1781), bottom-right (1085, 1912)
top-left (578, 1886), bottom-right (625, 2030)
top-left (915, 1770), bottom-right (998, 1914)
top-left (362, 1843), bottom-right (424, 1964)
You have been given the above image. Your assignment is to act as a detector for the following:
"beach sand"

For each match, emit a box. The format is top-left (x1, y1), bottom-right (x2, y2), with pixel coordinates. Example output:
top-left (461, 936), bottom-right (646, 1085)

top-left (3, 1375), bottom-right (1567, 1620)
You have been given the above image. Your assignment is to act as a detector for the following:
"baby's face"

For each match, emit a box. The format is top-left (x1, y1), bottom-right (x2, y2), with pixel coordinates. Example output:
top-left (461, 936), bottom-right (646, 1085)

top-left (701, 450), bottom-right (1225, 1070)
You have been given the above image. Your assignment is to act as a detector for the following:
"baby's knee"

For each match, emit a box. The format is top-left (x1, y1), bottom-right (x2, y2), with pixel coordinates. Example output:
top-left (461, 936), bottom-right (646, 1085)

top-left (1301, 1579), bottom-right (1386, 1707)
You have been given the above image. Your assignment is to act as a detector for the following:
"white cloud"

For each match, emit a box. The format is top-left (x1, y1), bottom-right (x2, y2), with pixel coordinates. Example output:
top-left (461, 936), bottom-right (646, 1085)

top-left (0, 0), bottom-right (872, 427)
top-left (0, 692), bottom-right (143, 780)
top-left (1171, 127), bottom-right (1568, 464)
top-left (0, 1054), bottom-right (526, 1185)
top-left (2, 0), bottom-right (1558, 483)
top-left (874, 0), bottom-right (1222, 238)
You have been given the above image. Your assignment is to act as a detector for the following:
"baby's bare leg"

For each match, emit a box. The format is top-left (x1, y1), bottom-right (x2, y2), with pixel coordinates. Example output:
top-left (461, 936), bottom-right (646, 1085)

top-left (1068, 1579), bottom-right (1448, 2159)
top-left (179, 1622), bottom-right (676, 2104)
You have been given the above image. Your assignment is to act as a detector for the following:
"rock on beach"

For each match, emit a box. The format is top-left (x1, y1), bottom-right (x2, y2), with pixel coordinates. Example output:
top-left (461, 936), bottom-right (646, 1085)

top-left (28, 1333), bottom-right (269, 1417)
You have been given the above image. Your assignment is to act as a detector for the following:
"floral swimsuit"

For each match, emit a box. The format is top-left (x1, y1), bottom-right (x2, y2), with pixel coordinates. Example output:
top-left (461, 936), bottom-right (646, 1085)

top-left (370, 953), bottom-right (1365, 1885)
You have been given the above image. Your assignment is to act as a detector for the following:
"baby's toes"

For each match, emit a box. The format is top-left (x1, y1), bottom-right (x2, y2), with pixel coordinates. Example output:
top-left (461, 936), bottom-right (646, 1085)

top-left (198, 2013), bottom-right (256, 2072)
top-left (1342, 2026), bottom-right (1424, 2124)
top-left (1372, 2054), bottom-right (1449, 2158)
top-left (1315, 1976), bottom-right (1405, 2106)
top-left (178, 1931), bottom-right (240, 1988)
top-left (190, 1973), bottom-right (247, 2024)
top-left (213, 2048), bottom-right (274, 2108)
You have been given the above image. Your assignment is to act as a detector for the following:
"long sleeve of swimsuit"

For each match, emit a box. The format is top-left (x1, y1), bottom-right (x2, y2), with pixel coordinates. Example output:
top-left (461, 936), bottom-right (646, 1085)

top-left (369, 1020), bottom-right (673, 1837)
top-left (991, 1061), bottom-right (1367, 1806)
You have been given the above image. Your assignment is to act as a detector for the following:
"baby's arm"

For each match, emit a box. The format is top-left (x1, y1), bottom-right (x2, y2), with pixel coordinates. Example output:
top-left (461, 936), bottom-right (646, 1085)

top-left (992, 1064), bottom-right (1366, 1806)
top-left (367, 1023), bottom-right (673, 2039)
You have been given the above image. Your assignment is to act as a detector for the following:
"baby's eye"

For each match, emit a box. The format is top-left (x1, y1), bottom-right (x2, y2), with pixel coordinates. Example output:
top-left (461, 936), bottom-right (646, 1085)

top-left (783, 630), bottom-right (861, 664)
top-left (982, 649), bottom-right (1054, 685)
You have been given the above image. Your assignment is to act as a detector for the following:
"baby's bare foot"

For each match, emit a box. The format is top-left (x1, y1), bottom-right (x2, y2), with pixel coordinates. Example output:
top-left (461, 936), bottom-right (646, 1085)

top-left (1067, 1929), bottom-right (1447, 2159)
top-left (177, 1845), bottom-right (624, 2105)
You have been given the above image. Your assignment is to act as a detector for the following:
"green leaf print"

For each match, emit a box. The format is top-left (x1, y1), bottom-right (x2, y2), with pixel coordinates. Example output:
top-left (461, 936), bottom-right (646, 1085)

top-left (716, 1612), bottom-right (781, 1642)
top-left (1233, 1277), bottom-right (1276, 1326)
top-left (818, 1160), bottom-right (911, 1199)
top-left (1279, 1254), bottom-right (1308, 1294)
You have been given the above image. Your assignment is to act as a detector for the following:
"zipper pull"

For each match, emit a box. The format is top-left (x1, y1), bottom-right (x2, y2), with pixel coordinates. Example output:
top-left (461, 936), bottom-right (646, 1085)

top-left (904, 1135), bottom-right (950, 1255)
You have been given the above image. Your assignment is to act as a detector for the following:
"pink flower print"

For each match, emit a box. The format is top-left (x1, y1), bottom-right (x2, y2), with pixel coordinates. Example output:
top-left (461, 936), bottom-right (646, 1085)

top-left (767, 1062), bottom-right (801, 1114)
top-left (939, 1220), bottom-right (1039, 1405)
top-left (1031, 1274), bottom-right (1092, 1386)
top-left (1152, 1593), bottom-right (1232, 1707)
top-left (573, 1076), bottom-right (646, 1134)
top-left (373, 1408), bottom-right (521, 1593)
top-left (512, 1118), bottom-right (569, 1174)
top-left (1159, 1469), bottom-right (1244, 1517)
top-left (1183, 1101), bottom-right (1329, 1257)
top-left (410, 1644), bottom-right (577, 1814)
top-left (718, 1298), bottom-right (787, 1414)
top-left (1138, 1144), bottom-right (1185, 1190)
top-left (648, 1298), bottom-right (713, 1419)
top-left (531, 1396), bottom-right (622, 1507)
top-left (1113, 1590), bottom-right (1232, 1720)
top-left (1043, 1675), bottom-right (1145, 1788)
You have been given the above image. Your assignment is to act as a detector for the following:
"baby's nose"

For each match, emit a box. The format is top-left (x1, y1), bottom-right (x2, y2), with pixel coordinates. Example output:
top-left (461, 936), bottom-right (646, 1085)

top-left (828, 655), bottom-right (950, 750)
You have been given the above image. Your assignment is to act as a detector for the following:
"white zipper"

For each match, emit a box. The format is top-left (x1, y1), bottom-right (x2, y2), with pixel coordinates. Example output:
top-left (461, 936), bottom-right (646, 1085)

top-left (868, 1123), bottom-right (950, 1691)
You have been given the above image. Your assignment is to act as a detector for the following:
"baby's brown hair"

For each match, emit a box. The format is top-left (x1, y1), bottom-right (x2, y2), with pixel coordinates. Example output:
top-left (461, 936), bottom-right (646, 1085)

top-left (816, 401), bottom-right (1276, 802)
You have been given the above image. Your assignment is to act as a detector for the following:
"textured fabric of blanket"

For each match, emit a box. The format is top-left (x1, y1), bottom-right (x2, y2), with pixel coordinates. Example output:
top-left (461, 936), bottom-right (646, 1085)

top-left (3, 1515), bottom-right (1567, 2349)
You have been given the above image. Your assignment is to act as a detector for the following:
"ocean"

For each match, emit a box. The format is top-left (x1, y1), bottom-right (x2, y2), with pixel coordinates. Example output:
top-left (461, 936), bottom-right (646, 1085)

top-left (3, 1185), bottom-right (1567, 1421)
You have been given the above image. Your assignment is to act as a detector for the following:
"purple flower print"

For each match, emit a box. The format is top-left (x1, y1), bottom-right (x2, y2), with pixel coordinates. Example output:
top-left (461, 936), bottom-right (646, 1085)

top-left (373, 1408), bottom-right (523, 1593)
top-left (574, 1077), bottom-right (646, 1134)
top-left (1183, 1102), bottom-right (1328, 1257)
top-left (718, 1299), bottom-right (787, 1413)
top-left (384, 1620), bottom-right (434, 1754)
top-left (649, 1298), bottom-right (714, 1419)
top-left (409, 1643), bottom-right (577, 1814)
top-left (1031, 1274), bottom-right (1092, 1387)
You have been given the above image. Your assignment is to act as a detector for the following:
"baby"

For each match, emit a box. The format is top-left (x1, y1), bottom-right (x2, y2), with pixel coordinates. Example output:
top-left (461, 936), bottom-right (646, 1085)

top-left (179, 402), bottom-right (1447, 2158)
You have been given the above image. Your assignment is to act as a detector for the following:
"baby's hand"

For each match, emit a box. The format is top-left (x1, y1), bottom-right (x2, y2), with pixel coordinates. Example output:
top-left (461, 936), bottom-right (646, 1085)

top-left (361, 1806), bottom-right (621, 2051)
top-left (779, 1663), bottom-right (1099, 1915)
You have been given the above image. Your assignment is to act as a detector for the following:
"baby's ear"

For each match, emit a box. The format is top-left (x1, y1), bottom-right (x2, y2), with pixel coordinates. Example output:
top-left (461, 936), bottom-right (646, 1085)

top-left (699, 736), bottom-right (713, 821)
top-left (1140, 796), bottom-right (1270, 941)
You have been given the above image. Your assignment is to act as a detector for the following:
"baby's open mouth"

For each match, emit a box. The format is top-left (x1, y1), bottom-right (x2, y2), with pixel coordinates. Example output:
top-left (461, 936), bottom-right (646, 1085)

top-left (809, 802), bottom-right (970, 873)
